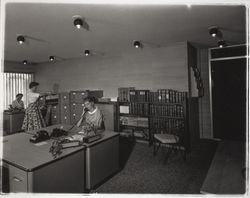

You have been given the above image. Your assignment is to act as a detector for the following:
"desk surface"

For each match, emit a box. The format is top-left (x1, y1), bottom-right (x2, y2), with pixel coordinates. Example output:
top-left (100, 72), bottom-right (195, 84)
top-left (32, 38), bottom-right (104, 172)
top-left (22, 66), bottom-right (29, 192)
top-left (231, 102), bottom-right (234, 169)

top-left (26, 124), bottom-right (119, 147)
top-left (4, 110), bottom-right (25, 115)
top-left (3, 124), bottom-right (119, 172)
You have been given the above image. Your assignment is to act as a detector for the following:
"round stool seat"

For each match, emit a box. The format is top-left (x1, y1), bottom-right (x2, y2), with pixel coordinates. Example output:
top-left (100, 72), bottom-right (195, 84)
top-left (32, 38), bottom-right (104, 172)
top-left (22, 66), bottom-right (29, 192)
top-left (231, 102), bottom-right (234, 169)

top-left (154, 133), bottom-right (179, 144)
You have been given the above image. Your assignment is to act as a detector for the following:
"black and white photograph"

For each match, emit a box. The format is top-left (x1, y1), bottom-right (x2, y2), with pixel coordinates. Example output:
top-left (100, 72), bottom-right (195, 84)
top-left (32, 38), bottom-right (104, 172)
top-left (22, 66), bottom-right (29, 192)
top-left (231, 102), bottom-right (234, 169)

top-left (0, 0), bottom-right (249, 196)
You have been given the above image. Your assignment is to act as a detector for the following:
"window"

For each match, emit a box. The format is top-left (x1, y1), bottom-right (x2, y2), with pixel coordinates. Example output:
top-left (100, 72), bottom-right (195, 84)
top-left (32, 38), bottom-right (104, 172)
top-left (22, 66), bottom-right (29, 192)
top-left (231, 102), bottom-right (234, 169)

top-left (3, 72), bottom-right (34, 109)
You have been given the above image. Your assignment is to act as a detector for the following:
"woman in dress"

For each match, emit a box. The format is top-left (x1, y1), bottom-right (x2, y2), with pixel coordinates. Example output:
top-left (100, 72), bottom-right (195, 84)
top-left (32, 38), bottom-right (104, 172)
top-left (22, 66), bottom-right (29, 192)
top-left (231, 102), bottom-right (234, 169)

top-left (22, 82), bottom-right (46, 131)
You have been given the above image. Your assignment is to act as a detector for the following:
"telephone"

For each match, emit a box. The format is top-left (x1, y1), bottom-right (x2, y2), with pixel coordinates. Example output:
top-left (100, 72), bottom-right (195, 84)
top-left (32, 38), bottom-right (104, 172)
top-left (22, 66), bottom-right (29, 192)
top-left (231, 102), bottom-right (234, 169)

top-left (50, 128), bottom-right (68, 138)
top-left (30, 130), bottom-right (50, 143)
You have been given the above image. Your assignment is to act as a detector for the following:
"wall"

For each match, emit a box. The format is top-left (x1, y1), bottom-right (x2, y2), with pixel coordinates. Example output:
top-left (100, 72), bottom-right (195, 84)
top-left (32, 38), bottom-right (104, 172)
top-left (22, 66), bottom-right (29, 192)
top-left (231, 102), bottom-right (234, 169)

top-left (4, 60), bottom-right (36, 73)
top-left (197, 48), bottom-right (212, 139)
top-left (34, 42), bottom-right (189, 98)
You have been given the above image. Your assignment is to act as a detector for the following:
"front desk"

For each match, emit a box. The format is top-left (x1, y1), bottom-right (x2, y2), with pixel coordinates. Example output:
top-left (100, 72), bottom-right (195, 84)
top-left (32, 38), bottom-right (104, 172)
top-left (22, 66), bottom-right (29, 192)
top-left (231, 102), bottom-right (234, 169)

top-left (3, 111), bottom-right (25, 135)
top-left (2, 124), bottom-right (119, 193)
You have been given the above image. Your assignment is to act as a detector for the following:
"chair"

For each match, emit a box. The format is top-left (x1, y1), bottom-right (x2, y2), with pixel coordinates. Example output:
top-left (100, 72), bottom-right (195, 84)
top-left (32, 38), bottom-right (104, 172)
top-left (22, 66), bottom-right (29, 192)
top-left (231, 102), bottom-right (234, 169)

top-left (153, 126), bottom-right (186, 164)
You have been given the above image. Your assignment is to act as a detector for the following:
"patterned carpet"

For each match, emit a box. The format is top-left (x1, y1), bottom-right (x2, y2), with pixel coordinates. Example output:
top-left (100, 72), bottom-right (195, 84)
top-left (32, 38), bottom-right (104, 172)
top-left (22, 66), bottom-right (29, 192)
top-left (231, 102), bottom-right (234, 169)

top-left (96, 137), bottom-right (218, 194)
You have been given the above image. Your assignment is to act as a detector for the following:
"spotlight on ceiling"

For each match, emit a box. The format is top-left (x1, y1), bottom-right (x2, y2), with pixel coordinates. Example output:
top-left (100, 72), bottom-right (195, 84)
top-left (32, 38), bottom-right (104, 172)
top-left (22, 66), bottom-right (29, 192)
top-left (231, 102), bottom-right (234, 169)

top-left (49, 56), bottom-right (55, 61)
top-left (73, 18), bottom-right (83, 29)
top-left (209, 27), bottom-right (219, 38)
top-left (17, 35), bottom-right (25, 44)
top-left (218, 40), bottom-right (226, 48)
top-left (84, 50), bottom-right (90, 56)
top-left (133, 40), bottom-right (142, 49)
top-left (23, 60), bottom-right (27, 65)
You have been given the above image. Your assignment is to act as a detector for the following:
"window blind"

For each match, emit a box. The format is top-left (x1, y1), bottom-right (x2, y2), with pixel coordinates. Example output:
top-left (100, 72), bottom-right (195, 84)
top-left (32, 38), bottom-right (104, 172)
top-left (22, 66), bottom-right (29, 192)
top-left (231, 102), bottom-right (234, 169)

top-left (3, 72), bottom-right (34, 109)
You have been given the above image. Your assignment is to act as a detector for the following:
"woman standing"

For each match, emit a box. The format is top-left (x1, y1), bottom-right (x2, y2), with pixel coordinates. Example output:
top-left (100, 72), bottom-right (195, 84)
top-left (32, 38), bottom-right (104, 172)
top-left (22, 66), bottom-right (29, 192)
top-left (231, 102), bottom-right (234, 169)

top-left (22, 82), bottom-right (46, 131)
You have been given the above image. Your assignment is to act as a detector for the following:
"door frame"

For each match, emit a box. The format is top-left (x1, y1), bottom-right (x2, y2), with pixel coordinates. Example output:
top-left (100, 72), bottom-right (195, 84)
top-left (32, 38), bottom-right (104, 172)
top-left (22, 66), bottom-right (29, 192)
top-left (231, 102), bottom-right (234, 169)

top-left (208, 44), bottom-right (247, 139)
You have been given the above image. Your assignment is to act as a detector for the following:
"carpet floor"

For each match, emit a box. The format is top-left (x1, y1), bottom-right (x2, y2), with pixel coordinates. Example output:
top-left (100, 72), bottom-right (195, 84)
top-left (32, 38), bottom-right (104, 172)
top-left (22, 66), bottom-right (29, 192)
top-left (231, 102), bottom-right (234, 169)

top-left (96, 137), bottom-right (218, 194)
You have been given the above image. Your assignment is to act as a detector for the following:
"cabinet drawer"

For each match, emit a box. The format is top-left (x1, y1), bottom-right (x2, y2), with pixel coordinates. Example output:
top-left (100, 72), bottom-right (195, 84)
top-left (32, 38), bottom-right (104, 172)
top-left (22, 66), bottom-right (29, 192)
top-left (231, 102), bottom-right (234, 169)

top-left (8, 165), bottom-right (28, 192)
top-left (70, 113), bottom-right (81, 125)
top-left (71, 103), bottom-right (83, 115)
top-left (70, 91), bottom-right (88, 103)
top-left (51, 115), bottom-right (59, 125)
top-left (61, 114), bottom-right (71, 124)
top-left (60, 105), bottom-right (70, 115)
top-left (60, 93), bottom-right (70, 104)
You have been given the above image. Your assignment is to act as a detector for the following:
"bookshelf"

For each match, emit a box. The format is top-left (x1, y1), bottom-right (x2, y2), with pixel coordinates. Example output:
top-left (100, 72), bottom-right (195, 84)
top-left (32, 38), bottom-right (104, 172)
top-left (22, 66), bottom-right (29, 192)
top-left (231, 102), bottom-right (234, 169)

top-left (117, 88), bottom-right (188, 148)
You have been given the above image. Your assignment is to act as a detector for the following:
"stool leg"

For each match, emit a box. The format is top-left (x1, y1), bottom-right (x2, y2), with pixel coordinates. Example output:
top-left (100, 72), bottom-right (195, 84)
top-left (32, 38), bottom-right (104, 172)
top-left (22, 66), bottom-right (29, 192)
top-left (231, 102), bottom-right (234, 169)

top-left (163, 147), bottom-right (172, 165)
top-left (154, 141), bottom-right (161, 156)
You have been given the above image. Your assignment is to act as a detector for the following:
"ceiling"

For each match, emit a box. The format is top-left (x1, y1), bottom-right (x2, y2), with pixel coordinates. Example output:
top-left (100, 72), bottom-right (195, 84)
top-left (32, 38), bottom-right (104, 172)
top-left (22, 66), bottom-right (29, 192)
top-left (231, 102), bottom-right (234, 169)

top-left (3, 3), bottom-right (246, 64)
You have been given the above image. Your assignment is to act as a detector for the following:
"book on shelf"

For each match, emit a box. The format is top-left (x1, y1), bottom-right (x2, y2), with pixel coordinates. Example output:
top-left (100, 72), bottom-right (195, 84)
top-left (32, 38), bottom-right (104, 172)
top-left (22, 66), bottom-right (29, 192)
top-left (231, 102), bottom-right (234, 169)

top-left (118, 87), bottom-right (135, 102)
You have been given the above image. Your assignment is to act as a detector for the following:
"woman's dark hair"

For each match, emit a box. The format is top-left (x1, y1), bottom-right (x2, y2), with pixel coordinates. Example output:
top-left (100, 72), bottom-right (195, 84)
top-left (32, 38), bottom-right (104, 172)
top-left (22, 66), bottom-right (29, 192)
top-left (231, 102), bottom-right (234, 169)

top-left (83, 96), bottom-right (97, 103)
top-left (29, 82), bottom-right (39, 89)
top-left (16, 93), bottom-right (23, 98)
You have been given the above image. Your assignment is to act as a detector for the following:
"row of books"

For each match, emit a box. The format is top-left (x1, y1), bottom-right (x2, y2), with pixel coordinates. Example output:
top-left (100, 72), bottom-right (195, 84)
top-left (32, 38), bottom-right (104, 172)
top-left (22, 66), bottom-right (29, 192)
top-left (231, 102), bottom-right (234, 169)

top-left (118, 87), bottom-right (187, 103)
top-left (149, 118), bottom-right (184, 131)
top-left (118, 87), bottom-right (135, 102)
top-left (149, 104), bottom-right (184, 117)
top-left (128, 103), bottom-right (184, 117)
top-left (120, 116), bottom-right (149, 128)
top-left (156, 89), bottom-right (187, 103)
top-left (129, 103), bottom-right (149, 115)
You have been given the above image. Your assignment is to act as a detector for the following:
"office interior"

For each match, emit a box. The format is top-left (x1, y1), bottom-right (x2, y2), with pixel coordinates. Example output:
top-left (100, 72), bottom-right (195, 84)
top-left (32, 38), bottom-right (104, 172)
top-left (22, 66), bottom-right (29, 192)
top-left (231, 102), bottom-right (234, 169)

top-left (0, 1), bottom-right (248, 195)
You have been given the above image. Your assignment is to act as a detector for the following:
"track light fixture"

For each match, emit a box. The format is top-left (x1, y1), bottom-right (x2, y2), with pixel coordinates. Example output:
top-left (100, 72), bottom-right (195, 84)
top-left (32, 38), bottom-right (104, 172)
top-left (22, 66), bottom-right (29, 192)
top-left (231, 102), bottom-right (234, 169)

top-left (23, 60), bottom-right (27, 65)
top-left (17, 35), bottom-right (25, 44)
top-left (49, 56), bottom-right (55, 61)
top-left (209, 27), bottom-right (218, 38)
top-left (133, 40), bottom-right (142, 49)
top-left (73, 18), bottom-right (83, 29)
top-left (84, 50), bottom-right (90, 56)
top-left (218, 40), bottom-right (226, 48)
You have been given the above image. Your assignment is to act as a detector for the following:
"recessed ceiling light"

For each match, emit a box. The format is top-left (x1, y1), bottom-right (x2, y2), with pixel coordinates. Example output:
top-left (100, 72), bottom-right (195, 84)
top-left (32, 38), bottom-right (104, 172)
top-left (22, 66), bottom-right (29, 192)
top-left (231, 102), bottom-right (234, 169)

top-left (84, 50), bottom-right (90, 56)
top-left (209, 27), bottom-right (219, 38)
top-left (49, 56), bottom-right (55, 61)
top-left (17, 35), bottom-right (25, 44)
top-left (73, 18), bottom-right (83, 29)
top-left (133, 40), bottom-right (142, 49)
top-left (218, 40), bottom-right (226, 48)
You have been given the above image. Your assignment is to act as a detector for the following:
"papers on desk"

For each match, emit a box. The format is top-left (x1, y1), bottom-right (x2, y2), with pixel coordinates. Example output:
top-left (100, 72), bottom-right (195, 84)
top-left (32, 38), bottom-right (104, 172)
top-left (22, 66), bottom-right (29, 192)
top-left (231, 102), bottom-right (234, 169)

top-left (34, 141), bottom-right (48, 146)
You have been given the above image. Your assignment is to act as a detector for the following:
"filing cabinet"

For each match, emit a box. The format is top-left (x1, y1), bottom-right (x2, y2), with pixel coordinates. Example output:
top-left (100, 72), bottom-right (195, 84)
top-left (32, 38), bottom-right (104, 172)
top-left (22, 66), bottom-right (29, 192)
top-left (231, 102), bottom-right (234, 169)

top-left (51, 104), bottom-right (60, 125)
top-left (59, 92), bottom-right (71, 125)
top-left (70, 91), bottom-right (88, 103)
top-left (59, 90), bottom-right (106, 126)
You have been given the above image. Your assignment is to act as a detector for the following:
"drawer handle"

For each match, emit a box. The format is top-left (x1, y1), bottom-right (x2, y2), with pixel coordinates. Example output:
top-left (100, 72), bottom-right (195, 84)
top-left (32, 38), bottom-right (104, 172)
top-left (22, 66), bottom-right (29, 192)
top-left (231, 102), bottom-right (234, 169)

top-left (13, 176), bottom-right (22, 182)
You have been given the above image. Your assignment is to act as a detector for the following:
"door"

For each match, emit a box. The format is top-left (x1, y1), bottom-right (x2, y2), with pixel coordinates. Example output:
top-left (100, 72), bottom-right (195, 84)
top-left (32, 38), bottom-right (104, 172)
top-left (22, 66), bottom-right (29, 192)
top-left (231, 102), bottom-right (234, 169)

top-left (211, 58), bottom-right (246, 141)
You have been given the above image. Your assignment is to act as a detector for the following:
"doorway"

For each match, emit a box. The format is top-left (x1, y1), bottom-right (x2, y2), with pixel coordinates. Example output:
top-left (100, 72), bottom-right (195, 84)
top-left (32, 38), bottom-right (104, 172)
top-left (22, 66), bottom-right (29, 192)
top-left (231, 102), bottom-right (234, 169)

top-left (211, 58), bottom-right (246, 141)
